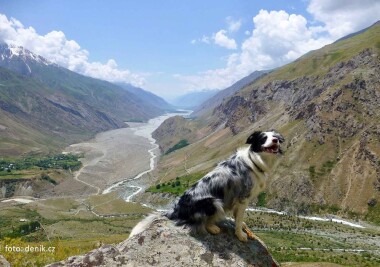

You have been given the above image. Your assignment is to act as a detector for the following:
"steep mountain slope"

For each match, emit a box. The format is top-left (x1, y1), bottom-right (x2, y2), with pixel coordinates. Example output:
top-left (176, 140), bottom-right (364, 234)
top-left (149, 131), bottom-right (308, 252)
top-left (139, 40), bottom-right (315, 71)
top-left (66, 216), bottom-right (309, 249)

top-left (116, 82), bottom-right (174, 112)
top-left (169, 89), bottom-right (219, 109)
top-left (153, 21), bottom-right (380, 219)
top-left (0, 43), bottom-right (167, 155)
top-left (192, 70), bottom-right (269, 117)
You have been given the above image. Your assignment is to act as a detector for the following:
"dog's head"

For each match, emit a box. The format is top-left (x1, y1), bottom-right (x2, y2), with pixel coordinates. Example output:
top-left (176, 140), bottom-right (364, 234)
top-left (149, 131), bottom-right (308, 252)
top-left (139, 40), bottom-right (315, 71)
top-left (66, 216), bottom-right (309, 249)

top-left (246, 130), bottom-right (285, 154)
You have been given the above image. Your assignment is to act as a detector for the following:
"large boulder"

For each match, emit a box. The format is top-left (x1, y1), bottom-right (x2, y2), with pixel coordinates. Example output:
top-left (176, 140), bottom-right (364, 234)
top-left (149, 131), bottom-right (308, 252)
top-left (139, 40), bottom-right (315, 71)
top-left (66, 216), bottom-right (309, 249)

top-left (47, 215), bottom-right (279, 267)
top-left (0, 255), bottom-right (11, 267)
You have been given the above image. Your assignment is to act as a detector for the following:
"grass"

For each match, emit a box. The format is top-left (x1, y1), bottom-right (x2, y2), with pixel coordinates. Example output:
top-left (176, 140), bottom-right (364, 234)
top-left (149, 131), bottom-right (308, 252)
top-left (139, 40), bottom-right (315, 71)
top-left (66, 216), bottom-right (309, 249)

top-left (0, 193), bottom-right (152, 266)
top-left (365, 204), bottom-right (380, 226)
top-left (0, 234), bottom-right (129, 267)
top-left (257, 192), bottom-right (267, 207)
top-left (245, 211), bottom-right (380, 266)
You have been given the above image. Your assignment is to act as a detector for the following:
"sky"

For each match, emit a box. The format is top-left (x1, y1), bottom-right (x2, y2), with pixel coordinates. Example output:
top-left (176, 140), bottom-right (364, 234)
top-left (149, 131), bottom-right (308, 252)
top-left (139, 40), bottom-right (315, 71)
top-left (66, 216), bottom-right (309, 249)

top-left (0, 0), bottom-right (379, 100)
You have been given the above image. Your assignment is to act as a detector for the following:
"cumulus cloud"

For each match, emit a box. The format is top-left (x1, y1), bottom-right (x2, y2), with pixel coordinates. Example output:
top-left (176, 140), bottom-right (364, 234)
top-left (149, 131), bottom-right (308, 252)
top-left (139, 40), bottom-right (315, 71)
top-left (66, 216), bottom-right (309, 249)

top-left (0, 14), bottom-right (145, 86)
top-left (178, 1), bottom-right (380, 91)
top-left (178, 9), bottom-right (332, 90)
top-left (191, 16), bottom-right (239, 49)
top-left (213, 30), bottom-right (237, 49)
top-left (308, 0), bottom-right (380, 39)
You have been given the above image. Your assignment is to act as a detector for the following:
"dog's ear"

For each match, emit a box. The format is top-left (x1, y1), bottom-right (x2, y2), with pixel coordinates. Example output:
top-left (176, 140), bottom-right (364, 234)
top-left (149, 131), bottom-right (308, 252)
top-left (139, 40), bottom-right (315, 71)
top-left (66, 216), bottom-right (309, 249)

top-left (246, 131), bottom-right (263, 144)
top-left (274, 133), bottom-right (285, 143)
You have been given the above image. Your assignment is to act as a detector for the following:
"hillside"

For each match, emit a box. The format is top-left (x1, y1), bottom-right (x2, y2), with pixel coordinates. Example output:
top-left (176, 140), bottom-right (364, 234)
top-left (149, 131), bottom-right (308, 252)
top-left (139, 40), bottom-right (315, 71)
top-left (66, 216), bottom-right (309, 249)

top-left (192, 70), bottom-right (269, 117)
top-left (169, 89), bottom-right (219, 109)
top-left (152, 21), bottom-right (380, 221)
top-left (116, 82), bottom-right (174, 113)
top-left (0, 43), bottom-right (168, 155)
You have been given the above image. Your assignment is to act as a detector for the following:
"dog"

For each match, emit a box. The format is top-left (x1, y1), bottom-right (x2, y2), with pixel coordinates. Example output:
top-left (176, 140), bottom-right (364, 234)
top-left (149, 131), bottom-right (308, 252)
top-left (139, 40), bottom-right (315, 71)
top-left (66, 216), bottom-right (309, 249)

top-left (165, 130), bottom-right (284, 242)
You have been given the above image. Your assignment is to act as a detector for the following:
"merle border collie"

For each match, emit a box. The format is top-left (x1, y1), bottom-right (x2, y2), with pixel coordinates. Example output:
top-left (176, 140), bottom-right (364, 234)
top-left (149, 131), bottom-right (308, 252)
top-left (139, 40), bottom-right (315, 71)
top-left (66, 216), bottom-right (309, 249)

top-left (130, 130), bottom-right (284, 242)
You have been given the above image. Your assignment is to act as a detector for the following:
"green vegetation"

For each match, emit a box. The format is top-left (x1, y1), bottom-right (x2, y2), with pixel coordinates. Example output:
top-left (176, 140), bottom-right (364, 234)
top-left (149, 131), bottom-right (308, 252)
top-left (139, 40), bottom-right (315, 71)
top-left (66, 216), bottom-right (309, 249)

top-left (165, 139), bottom-right (189, 155)
top-left (246, 211), bottom-right (380, 266)
top-left (308, 160), bottom-right (336, 182)
top-left (257, 192), bottom-right (267, 207)
top-left (40, 173), bottom-right (57, 185)
top-left (0, 193), bottom-right (151, 266)
top-left (0, 235), bottom-right (129, 267)
top-left (0, 154), bottom-right (81, 171)
top-left (365, 204), bottom-right (380, 226)
top-left (147, 172), bottom-right (206, 195)
top-left (0, 154), bottom-right (81, 180)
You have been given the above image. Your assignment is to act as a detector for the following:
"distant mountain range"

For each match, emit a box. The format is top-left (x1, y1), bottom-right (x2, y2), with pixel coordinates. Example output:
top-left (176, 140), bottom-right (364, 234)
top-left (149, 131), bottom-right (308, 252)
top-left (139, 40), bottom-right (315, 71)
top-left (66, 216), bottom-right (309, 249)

top-left (169, 89), bottom-right (219, 109)
top-left (0, 43), bottom-right (172, 156)
top-left (191, 70), bottom-right (270, 117)
top-left (115, 82), bottom-right (174, 112)
top-left (153, 21), bottom-right (380, 220)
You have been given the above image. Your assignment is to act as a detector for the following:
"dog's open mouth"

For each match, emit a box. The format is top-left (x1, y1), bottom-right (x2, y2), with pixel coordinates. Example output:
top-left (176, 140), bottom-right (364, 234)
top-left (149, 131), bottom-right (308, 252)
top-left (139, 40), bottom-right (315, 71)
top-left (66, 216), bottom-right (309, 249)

top-left (263, 144), bottom-right (279, 154)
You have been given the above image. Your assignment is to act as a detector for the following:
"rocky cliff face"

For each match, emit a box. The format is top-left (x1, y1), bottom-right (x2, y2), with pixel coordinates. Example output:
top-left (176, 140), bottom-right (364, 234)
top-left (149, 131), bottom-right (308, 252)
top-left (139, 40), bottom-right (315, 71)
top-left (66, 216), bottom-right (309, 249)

top-left (46, 215), bottom-right (279, 267)
top-left (211, 47), bottom-right (380, 214)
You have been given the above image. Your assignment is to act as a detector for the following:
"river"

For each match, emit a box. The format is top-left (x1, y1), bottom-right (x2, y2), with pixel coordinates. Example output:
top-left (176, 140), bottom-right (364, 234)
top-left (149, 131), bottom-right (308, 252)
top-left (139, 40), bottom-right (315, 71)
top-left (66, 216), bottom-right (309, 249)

top-left (102, 111), bottom-right (191, 201)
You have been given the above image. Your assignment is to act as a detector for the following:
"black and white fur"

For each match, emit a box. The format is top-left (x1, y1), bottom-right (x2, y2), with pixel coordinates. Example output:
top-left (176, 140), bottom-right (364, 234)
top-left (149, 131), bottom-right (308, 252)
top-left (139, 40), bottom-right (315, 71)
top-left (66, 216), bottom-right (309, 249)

top-left (166, 130), bottom-right (284, 242)
top-left (130, 130), bottom-right (284, 242)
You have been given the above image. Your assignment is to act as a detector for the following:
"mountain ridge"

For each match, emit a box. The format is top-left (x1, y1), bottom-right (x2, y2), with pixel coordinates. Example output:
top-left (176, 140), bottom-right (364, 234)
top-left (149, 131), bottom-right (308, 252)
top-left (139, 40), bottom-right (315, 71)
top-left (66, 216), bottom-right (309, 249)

top-left (191, 70), bottom-right (270, 117)
top-left (0, 43), bottom-right (170, 155)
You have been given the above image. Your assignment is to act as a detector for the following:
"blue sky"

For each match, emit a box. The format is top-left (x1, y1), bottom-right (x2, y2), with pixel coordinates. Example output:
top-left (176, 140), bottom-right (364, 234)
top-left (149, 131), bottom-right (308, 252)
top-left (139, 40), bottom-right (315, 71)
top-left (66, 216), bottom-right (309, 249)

top-left (0, 0), bottom-right (379, 99)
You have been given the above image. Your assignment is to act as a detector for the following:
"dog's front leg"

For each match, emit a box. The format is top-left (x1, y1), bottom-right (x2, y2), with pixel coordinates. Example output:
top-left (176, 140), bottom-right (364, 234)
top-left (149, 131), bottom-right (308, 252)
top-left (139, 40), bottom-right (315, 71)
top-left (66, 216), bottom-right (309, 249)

top-left (234, 203), bottom-right (248, 242)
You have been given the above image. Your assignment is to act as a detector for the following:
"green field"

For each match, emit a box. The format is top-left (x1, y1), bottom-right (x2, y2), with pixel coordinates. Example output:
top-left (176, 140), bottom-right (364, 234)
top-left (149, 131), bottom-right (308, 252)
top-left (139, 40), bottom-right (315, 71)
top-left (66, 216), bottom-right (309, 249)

top-left (0, 192), bottom-right (152, 266)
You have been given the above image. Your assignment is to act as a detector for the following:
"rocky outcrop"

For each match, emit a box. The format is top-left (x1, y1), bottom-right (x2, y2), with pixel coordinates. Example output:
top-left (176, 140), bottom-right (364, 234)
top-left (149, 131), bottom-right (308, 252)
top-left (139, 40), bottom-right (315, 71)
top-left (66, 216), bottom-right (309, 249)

top-left (47, 216), bottom-right (279, 267)
top-left (0, 255), bottom-right (10, 267)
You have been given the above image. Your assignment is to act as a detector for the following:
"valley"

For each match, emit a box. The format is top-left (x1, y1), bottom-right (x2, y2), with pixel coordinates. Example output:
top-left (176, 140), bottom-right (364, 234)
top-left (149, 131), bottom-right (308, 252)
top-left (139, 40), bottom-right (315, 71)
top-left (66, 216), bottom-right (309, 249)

top-left (0, 9), bottom-right (379, 267)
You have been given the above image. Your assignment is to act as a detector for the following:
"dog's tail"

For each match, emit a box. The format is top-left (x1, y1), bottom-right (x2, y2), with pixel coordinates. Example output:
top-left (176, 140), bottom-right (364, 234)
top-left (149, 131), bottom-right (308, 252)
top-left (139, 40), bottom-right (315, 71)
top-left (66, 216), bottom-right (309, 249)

top-left (129, 212), bottom-right (161, 238)
top-left (165, 197), bottom-right (224, 233)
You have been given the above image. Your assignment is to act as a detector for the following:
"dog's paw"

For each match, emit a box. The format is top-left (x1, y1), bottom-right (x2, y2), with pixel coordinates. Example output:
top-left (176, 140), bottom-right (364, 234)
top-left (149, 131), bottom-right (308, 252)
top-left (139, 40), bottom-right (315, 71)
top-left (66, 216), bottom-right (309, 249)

top-left (235, 230), bottom-right (248, 242)
top-left (206, 224), bottom-right (221, 235)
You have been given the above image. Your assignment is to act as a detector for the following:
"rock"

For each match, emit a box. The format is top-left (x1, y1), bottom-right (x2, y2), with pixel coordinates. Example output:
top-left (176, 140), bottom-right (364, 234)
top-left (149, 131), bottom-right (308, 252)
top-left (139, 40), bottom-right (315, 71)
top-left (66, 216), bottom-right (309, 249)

top-left (0, 255), bottom-right (11, 267)
top-left (46, 215), bottom-right (279, 267)
top-left (367, 198), bottom-right (377, 207)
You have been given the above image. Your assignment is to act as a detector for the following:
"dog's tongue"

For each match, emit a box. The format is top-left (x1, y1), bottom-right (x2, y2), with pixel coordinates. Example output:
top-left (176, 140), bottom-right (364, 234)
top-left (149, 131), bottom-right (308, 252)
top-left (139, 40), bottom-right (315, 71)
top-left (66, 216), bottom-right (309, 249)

top-left (265, 145), bottom-right (279, 153)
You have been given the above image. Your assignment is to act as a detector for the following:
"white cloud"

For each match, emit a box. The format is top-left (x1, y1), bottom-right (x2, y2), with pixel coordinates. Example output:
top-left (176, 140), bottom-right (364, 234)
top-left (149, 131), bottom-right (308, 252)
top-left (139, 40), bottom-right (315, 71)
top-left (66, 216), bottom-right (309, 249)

top-left (226, 17), bottom-right (242, 33)
top-left (191, 16), bottom-right (239, 49)
top-left (177, 1), bottom-right (380, 92)
top-left (213, 30), bottom-right (237, 49)
top-left (190, 35), bottom-right (211, 45)
top-left (177, 9), bottom-right (332, 90)
top-left (308, 0), bottom-right (380, 39)
top-left (0, 13), bottom-right (145, 87)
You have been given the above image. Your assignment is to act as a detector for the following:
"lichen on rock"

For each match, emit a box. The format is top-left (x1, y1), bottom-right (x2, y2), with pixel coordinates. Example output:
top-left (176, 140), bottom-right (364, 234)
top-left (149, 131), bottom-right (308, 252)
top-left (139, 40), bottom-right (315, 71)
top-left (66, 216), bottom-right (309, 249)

top-left (46, 215), bottom-right (279, 267)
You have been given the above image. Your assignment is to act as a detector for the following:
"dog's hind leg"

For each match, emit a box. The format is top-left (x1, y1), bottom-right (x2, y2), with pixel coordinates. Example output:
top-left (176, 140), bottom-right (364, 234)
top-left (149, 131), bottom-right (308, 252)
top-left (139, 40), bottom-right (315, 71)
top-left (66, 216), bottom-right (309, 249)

top-left (233, 203), bottom-right (248, 242)
top-left (206, 223), bottom-right (221, 235)
top-left (205, 199), bottom-right (225, 235)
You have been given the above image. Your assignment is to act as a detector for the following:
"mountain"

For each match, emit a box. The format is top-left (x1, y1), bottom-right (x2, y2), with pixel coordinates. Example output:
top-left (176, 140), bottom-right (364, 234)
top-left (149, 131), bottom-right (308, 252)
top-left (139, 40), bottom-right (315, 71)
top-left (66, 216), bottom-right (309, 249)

top-left (191, 70), bottom-right (269, 117)
top-left (169, 89), bottom-right (219, 109)
top-left (0, 43), bottom-right (167, 155)
top-left (115, 83), bottom-right (174, 112)
top-left (152, 21), bottom-right (380, 221)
